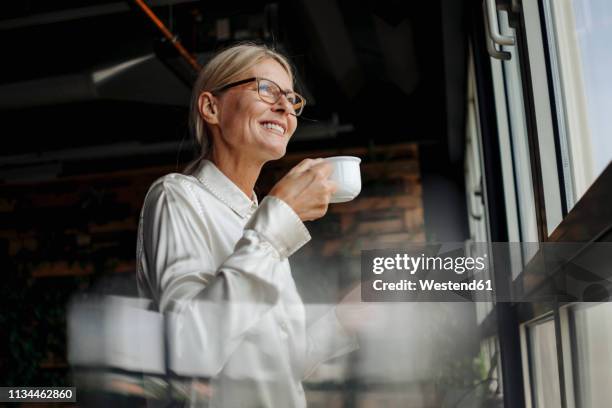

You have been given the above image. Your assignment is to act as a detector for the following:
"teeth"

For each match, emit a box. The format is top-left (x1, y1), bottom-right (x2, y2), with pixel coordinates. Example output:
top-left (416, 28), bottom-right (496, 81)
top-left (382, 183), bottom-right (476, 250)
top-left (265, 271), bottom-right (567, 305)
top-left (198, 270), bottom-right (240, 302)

top-left (262, 122), bottom-right (284, 134)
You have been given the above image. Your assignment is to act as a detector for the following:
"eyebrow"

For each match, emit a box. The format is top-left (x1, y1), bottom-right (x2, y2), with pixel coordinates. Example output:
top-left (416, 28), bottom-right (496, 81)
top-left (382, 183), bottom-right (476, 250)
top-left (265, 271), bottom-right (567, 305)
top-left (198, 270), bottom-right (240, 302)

top-left (213, 77), bottom-right (295, 94)
top-left (260, 77), bottom-right (294, 93)
top-left (213, 77), bottom-right (255, 92)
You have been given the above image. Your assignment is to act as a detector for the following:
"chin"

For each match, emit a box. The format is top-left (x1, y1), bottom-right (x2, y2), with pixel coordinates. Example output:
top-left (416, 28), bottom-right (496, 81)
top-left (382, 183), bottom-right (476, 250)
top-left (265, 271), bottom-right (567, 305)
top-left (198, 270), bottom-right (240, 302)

top-left (259, 143), bottom-right (287, 161)
top-left (267, 148), bottom-right (287, 161)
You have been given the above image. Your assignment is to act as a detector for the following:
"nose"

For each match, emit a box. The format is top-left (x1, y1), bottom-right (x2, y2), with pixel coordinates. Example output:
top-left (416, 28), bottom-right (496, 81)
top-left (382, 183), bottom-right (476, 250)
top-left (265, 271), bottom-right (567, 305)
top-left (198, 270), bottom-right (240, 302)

top-left (272, 94), bottom-right (295, 115)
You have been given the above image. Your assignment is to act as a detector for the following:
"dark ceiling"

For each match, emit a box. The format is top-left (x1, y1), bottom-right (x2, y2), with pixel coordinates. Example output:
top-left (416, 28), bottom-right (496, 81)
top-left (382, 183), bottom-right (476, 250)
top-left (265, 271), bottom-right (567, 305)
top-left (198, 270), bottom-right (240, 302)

top-left (0, 0), bottom-right (468, 181)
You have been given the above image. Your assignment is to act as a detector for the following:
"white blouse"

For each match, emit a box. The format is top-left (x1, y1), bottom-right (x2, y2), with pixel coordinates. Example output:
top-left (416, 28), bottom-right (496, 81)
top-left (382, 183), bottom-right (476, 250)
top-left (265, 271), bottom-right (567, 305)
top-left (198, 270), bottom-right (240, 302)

top-left (136, 159), bottom-right (357, 407)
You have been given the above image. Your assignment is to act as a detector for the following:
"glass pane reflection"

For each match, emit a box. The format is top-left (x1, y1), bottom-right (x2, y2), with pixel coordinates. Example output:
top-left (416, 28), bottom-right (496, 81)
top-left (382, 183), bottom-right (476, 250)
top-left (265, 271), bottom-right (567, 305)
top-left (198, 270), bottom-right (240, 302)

top-left (571, 303), bottom-right (612, 408)
top-left (528, 319), bottom-right (561, 408)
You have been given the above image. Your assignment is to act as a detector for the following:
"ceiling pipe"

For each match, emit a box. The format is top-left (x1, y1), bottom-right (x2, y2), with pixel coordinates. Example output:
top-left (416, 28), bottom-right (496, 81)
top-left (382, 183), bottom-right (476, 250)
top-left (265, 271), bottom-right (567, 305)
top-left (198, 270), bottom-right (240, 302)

top-left (132, 0), bottom-right (201, 72)
top-left (0, 0), bottom-right (198, 30)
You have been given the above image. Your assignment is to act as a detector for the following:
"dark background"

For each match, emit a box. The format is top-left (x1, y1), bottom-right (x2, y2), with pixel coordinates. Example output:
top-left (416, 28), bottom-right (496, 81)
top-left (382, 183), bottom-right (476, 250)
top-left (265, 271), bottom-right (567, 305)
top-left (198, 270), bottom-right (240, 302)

top-left (0, 0), bottom-right (472, 389)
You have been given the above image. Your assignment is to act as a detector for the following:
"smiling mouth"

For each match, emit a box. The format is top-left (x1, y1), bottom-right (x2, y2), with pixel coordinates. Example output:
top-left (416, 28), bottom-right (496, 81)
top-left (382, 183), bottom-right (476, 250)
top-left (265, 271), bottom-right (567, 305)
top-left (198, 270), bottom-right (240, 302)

top-left (260, 121), bottom-right (286, 135)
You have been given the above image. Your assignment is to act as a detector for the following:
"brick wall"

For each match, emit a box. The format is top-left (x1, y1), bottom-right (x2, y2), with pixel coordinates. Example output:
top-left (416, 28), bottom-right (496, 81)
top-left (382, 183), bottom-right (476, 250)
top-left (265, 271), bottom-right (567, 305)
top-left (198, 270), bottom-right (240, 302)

top-left (259, 143), bottom-right (424, 258)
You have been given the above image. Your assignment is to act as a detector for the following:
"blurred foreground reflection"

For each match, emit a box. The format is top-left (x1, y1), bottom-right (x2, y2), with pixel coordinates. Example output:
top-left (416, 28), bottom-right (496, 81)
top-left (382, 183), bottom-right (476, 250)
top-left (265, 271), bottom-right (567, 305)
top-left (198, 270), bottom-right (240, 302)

top-left (67, 294), bottom-right (495, 407)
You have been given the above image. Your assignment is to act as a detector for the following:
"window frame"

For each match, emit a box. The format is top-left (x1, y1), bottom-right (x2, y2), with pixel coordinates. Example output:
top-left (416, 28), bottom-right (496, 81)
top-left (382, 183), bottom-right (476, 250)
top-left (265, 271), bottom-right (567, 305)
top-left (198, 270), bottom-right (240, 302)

top-left (469, 1), bottom-right (612, 408)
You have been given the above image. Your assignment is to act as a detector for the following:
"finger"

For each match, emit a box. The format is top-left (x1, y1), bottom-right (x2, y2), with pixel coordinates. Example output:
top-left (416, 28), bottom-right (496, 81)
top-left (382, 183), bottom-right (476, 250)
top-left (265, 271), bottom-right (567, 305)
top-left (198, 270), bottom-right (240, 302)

top-left (321, 202), bottom-right (329, 217)
top-left (290, 158), bottom-right (324, 175)
top-left (287, 159), bottom-right (313, 175)
top-left (302, 168), bottom-right (332, 194)
top-left (326, 179), bottom-right (338, 194)
top-left (283, 170), bottom-right (313, 196)
top-left (310, 161), bottom-right (334, 179)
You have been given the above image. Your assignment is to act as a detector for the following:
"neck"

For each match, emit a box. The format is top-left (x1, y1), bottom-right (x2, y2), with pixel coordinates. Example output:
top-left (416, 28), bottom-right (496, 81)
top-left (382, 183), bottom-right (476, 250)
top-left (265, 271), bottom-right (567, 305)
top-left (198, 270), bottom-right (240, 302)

top-left (210, 147), bottom-right (263, 201)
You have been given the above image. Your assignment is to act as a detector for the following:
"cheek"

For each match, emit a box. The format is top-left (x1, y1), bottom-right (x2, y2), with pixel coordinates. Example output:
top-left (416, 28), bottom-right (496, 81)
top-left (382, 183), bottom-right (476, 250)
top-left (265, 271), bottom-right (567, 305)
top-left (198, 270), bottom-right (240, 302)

top-left (240, 101), bottom-right (266, 125)
top-left (222, 99), bottom-right (256, 133)
top-left (287, 118), bottom-right (298, 137)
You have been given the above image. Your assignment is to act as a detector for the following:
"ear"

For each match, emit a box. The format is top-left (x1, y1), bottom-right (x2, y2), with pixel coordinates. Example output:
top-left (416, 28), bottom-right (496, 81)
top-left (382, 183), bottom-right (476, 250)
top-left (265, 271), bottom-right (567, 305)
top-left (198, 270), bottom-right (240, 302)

top-left (198, 91), bottom-right (220, 125)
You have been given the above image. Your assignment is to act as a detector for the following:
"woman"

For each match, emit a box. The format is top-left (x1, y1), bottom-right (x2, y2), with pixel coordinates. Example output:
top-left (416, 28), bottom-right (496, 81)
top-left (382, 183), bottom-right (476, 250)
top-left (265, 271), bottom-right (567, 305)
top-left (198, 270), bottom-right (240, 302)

top-left (136, 43), bottom-right (358, 407)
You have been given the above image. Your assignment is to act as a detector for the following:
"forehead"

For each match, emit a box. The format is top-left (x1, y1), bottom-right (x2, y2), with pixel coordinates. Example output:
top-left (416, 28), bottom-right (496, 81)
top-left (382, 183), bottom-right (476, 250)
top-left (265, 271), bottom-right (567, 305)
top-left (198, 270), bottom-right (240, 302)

top-left (249, 58), bottom-right (293, 91)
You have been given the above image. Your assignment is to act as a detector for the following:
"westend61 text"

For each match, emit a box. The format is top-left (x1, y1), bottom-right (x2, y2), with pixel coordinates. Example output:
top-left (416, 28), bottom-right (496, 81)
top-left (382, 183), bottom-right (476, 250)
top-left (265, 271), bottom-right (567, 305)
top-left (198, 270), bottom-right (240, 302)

top-left (372, 279), bottom-right (493, 292)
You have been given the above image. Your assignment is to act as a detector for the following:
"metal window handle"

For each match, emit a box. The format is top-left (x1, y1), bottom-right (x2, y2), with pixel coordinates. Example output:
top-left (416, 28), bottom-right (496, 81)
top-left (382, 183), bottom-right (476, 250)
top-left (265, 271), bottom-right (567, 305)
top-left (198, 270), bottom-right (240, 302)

top-left (485, 0), bottom-right (516, 46)
top-left (483, 2), bottom-right (511, 60)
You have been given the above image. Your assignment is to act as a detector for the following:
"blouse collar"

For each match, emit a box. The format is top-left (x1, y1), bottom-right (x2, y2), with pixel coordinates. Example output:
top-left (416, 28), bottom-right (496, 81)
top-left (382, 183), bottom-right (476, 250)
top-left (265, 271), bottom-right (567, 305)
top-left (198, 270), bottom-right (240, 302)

top-left (193, 159), bottom-right (258, 218)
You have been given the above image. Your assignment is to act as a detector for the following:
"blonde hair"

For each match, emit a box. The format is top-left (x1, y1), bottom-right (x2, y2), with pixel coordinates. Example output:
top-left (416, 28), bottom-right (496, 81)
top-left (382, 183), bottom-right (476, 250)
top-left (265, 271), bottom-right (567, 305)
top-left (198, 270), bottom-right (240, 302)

top-left (184, 42), bottom-right (294, 174)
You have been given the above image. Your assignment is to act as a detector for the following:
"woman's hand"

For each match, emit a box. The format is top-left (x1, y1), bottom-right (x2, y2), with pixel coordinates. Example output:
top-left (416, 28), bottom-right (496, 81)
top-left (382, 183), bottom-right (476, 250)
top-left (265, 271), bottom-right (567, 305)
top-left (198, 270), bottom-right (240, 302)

top-left (335, 283), bottom-right (380, 335)
top-left (269, 158), bottom-right (337, 221)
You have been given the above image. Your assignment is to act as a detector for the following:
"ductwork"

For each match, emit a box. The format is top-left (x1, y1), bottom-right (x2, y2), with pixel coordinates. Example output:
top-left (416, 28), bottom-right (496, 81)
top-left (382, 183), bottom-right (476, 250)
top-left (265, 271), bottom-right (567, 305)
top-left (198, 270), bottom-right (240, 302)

top-left (0, 53), bottom-right (191, 110)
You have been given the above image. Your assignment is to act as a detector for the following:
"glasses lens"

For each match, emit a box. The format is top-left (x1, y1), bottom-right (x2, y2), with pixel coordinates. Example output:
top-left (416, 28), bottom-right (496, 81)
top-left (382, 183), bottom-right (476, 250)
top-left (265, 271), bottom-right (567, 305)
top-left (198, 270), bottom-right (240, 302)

top-left (257, 79), bottom-right (306, 116)
top-left (291, 94), bottom-right (305, 116)
top-left (257, 79), bottom-right (279, 103)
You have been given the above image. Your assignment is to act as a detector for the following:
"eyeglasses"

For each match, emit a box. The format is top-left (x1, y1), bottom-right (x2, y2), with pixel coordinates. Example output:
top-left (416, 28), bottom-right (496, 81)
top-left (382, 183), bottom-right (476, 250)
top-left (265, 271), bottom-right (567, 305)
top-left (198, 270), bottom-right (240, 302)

top-left (212, 77), bottom-right (306, 116)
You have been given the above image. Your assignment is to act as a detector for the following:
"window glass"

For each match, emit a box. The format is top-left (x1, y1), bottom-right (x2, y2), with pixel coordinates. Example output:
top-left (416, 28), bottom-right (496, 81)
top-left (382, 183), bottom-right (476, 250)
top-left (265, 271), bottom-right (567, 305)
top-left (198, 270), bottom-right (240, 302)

top-left (571, 303), bottom-right (612, 407)
top-left (545, 0), bottom-right (612, 203)
top-left (528, 319), bottom-right (562, 408)
top-left (478, 336), bottom-right (503, 399)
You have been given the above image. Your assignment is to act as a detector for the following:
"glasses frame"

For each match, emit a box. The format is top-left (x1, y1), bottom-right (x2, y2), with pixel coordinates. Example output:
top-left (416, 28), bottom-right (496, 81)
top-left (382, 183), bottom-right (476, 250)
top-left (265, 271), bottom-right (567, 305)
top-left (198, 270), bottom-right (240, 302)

top-left (211, 77), bottom-right (306, 116)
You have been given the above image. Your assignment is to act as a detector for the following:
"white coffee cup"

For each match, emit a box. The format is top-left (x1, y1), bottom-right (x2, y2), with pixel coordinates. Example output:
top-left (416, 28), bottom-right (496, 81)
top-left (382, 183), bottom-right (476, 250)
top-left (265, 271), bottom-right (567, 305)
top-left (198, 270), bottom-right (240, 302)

top-left (325, 156), bottom-right (362, 203)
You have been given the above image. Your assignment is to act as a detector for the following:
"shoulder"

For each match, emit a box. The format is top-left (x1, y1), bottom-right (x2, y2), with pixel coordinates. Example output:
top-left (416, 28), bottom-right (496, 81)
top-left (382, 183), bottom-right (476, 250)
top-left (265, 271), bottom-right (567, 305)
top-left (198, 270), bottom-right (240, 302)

top-left (143, 173), bottom-right (204, 214)
top-left (148, 172), bottom-right (198, 193)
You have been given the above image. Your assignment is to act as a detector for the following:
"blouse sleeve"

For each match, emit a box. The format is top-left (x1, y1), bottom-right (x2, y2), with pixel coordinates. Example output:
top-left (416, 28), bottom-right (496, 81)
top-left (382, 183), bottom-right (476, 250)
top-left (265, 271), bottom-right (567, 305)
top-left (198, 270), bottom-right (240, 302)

top-left (138, 177), bottom-right (311, 377)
